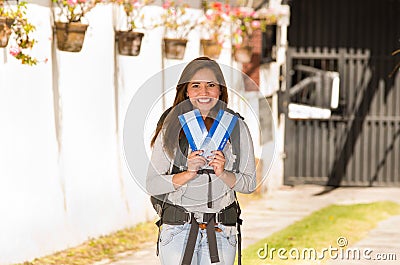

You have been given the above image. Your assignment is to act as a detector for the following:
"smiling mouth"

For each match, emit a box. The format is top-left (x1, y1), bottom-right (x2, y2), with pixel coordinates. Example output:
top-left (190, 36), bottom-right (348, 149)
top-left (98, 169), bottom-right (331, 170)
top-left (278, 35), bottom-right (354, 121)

top-left (196, 98), bottom-right (213, 103)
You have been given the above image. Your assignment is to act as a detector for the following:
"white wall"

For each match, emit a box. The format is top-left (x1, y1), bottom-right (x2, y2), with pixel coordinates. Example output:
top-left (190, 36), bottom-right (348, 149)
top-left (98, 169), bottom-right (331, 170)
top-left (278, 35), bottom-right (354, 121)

top-left (0, 2), bottom-right (288, 264)
top-left (259, 4), bottom-right (291, 191)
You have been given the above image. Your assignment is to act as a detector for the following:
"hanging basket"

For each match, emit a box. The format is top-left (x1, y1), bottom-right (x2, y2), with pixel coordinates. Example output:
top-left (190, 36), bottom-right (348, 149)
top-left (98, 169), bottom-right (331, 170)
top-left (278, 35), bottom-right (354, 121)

top-left (116, 31), bottom-right (144, 56)
top-left (233, 46), bottom-right (253, 63)
top-left (55, 22), bottom-right (88, 52)
top-left (0, 17), bottom-right (14, 48)
top-left (163, 38), bottom-right (187, 60)
top-left (200, 39), bottom-right (222, 59)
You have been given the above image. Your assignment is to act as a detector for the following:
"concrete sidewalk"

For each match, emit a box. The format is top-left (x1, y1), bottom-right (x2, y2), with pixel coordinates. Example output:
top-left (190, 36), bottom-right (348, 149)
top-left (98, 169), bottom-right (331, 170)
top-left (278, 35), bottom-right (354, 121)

top-left (327, 215), bottom-right (400, 265)
top-left (103, 185), bottom-right (400, 265)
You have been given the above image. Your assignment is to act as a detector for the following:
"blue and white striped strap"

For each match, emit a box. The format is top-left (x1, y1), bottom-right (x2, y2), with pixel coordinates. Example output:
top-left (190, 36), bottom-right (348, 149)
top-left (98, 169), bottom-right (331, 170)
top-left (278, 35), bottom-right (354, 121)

top-left (201, 110), bottom-right (238, 158)
top-left (178, 109), bottom-right (208, 151)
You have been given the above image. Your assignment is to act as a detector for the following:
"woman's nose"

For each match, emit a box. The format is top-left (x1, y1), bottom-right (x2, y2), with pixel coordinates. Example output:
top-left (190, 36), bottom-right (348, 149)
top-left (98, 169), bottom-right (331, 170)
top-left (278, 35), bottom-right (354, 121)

top-left (198, 83), bottom-right (208, 94)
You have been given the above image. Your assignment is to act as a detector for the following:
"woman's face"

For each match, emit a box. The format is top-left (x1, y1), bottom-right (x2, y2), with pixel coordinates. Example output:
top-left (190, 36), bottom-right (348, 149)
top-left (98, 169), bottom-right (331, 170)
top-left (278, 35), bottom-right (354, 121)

top-left (186, 68), bottom-right (221, 116)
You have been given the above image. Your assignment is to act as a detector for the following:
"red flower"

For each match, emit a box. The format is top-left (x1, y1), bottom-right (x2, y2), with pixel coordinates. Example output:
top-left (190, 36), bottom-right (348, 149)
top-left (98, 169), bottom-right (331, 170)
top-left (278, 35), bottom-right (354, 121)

top-left (9, 46), bottom-right (21, 57)
top-left (211, 2), bottom-right (222, 11)
top-left (162, 0), bottom-right (171, 9)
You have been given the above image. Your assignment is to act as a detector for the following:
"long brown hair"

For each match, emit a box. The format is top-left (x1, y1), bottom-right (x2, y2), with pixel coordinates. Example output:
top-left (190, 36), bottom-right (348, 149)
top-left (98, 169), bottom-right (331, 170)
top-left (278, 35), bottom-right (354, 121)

top-left (150, 57), bottom-right (229, 157)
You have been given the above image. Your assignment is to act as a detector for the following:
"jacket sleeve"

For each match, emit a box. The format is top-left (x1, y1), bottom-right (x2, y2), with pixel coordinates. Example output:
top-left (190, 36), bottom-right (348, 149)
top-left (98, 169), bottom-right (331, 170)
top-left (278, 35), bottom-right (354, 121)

top-left (232, 120), bottom-right (257, 194)
top-left (146, 132), bottom-right (181, 195)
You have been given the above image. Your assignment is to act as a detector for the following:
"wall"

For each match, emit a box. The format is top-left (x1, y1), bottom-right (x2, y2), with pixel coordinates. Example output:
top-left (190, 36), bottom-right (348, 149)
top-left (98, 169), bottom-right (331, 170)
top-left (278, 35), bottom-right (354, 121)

top-left (258, 3), bottom-right (290, 191)
top-left (0, 1), bottom-right (287, 264)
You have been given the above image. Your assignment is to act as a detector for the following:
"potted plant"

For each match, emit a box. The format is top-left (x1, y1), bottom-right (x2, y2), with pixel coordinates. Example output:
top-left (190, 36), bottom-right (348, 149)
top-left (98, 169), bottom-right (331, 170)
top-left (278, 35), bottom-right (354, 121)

top-left (113, 0), bottom-right (156, 56)
top-left (0, 0), bottom-right (37, 65)
top-left (230, 6), bottom-right (281, 63)
top-left (230, 6), bottom-right (260, 63)
top-left (198, 1), bottom-right (230, 59)
top-left (52, 0), bottom-right (99, 52)
top-left (161, 0), bottom-right (197, 60)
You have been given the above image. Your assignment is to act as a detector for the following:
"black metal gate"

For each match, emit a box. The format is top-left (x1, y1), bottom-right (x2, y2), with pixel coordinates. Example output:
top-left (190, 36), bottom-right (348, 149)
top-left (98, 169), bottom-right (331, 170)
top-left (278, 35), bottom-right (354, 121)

top-left (283, 47), bottom-right (400, 187)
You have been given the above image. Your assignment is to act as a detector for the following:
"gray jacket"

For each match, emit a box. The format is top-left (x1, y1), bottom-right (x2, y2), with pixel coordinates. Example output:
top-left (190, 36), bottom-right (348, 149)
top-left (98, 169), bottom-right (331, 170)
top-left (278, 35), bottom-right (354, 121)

top-left (146, 118), bottom-right (256, 214)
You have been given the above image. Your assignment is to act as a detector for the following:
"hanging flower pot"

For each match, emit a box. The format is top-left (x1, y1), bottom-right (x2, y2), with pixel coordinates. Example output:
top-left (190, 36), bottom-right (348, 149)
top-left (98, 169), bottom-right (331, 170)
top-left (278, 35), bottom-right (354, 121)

top-left (163, 38), bottom-right (187, 60)
top-left (0, 17), bottom-right (14, 48)
top-left (116, 31), bottom-right (144, 56)
top-left (55, 22), bottom-right (88, 52)
top-left (200, 39), bottom-right (222, 59)
top-left (161, 1), bottom-right (196, 60)
top-left (233, 45), bottom-right (253, 63)
top-left (0, 1), bottom-right (38, 65)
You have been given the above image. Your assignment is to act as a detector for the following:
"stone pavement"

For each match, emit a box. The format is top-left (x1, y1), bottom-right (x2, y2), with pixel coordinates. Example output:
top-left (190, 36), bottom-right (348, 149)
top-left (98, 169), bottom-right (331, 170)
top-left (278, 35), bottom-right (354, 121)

top-left (327, 215), bottom-right (400, 265)
top-left (102, 185), bottom-right (400, 265)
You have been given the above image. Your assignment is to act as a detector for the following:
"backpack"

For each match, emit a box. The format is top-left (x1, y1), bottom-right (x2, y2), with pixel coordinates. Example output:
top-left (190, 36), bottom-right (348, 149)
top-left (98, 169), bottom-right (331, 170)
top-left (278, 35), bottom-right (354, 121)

top-left (150, 107), bottom-right (244, 265)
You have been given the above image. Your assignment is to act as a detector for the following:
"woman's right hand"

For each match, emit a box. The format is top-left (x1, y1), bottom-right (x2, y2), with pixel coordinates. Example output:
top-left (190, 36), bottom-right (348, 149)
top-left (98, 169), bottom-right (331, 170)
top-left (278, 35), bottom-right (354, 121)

top-left (172, 150), bottom-right (207, 189)
top-left (187, 150), bottom-right (207, 173)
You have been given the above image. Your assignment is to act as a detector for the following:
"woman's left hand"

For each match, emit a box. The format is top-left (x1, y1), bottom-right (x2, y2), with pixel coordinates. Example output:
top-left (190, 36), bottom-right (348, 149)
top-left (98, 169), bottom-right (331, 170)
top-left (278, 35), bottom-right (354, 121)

top-left (208, 150), bottom-right (226, 177)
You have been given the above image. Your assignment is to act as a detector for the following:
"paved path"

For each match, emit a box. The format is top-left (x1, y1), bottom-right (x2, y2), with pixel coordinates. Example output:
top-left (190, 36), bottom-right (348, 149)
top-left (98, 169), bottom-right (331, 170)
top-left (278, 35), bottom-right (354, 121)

top-left (327, 215), bottom-right (400, 265)
top-left (101, 185), bottom-right (400, 265)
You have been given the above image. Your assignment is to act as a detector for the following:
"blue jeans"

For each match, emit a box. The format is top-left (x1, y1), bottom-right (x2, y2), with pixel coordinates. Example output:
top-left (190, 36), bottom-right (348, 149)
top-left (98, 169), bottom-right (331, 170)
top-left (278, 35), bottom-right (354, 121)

top-left (159, 223), bottom-right (237, 265)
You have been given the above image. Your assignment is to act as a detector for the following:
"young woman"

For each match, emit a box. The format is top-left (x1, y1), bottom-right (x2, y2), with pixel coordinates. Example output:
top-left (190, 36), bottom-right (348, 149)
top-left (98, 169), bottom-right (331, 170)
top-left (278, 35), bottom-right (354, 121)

top-left (147, 57), bottom-right (256, 265)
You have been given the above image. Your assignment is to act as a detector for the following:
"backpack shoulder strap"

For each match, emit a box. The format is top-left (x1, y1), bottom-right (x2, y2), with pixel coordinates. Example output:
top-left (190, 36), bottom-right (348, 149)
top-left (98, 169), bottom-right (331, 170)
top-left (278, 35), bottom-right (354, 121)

top-left (225, 108), bottom-right (244, 173)
top-left (171, 136), bottom-right (189, 174)
top-left (157, 106), bottom-right (173, 127)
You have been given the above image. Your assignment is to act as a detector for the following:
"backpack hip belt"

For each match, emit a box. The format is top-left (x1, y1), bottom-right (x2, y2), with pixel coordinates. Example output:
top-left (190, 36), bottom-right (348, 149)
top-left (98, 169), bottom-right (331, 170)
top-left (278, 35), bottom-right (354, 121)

top-left (158, 202), bottom-right (240, 265)
top-left (161, 201), bottom-right (239, 226)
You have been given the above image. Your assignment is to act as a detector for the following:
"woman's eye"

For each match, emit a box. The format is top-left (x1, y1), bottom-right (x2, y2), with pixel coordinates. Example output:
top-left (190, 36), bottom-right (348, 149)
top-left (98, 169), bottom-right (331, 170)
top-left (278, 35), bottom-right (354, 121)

top-left (191, 84), bottom-right (199, 88)
top-left (208, 83), bottom-right (216, 87)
